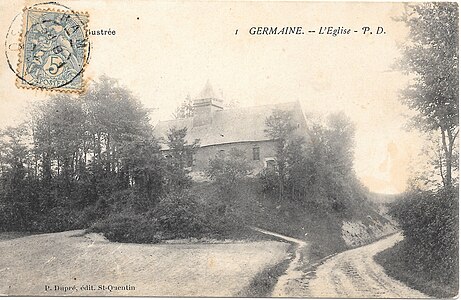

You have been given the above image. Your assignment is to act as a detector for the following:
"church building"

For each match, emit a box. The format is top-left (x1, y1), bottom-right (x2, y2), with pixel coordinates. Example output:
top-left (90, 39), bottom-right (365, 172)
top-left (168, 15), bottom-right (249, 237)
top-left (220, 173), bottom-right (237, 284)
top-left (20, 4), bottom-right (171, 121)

top-left (153, 82), bottom-right (309, 175)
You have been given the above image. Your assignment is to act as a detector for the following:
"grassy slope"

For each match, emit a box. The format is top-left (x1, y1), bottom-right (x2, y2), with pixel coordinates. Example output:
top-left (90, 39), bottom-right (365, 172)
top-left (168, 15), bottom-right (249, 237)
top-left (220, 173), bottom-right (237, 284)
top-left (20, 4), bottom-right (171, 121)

top-left (375, 240), bottom-right (458, 298)
top-left (237, 243), bottom-right (295, 297)
top-left (192, 178), bottom-right (392, 262)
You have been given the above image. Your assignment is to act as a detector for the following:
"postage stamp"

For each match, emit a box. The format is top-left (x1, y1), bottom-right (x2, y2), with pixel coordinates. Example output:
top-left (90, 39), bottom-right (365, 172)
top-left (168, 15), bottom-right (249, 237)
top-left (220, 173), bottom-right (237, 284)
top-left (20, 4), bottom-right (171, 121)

top-left (16, 7), bottom-right (89, 92)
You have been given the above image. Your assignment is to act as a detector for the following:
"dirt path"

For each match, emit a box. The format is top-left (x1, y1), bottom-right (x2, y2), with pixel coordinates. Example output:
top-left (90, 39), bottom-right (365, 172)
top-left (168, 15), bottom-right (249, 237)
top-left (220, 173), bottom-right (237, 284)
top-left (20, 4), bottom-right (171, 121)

top-left (250, 227), bottom-right (309, 297)
top-left (0, 230), bottom-right (289, 296)
top-left (304, 233), bottom-right (429, 298)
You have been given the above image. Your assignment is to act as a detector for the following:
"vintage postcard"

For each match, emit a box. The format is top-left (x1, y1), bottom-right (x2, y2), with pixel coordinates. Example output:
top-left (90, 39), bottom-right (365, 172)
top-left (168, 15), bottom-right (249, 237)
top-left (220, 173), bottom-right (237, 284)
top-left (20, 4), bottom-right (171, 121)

top-left (0, 0), bottom-right (458, 298)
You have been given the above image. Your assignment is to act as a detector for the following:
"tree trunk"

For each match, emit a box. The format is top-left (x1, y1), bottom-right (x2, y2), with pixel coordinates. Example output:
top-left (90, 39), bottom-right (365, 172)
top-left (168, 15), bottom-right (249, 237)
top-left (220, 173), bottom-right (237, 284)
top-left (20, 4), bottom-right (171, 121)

top-left (440, 126), bottom-right (458, 187)
top-left (106, 133), bottom-right (111, 173)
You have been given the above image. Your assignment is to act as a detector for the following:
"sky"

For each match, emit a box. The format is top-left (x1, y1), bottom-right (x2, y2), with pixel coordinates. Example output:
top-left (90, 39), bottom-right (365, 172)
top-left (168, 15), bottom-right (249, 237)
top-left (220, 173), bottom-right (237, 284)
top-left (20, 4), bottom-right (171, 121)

top-left (0, 1), bottom-right (427, 194)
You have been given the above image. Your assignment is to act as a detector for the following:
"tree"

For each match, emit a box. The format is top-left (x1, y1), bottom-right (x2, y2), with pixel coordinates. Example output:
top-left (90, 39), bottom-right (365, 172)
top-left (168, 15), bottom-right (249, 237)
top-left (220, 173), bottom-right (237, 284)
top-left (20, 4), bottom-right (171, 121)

top-left (397, 3), bottom-right (459, 187)
top-left (172, 94), bottom-right (194, 119)
top-left (119, 134), bottom-right (164, 202)
top-left (32, 95), bottom-right (86, 197)
top-left (285, 137), bottom-right (311, 200)
top-left (0, 126), bottom-right (34, 230)
top-left (264, 109), bottom-right (296, 201)
top-left (164, 127), bottom-right (199, 191)
top-left (0, 75), bottom-right (166, 232)
top-left (207, 148), bottom-right (251, 191)
top-left (325, 112), bottom-right (356, 176)
top-left (82, 76), bottom-right (152, 178)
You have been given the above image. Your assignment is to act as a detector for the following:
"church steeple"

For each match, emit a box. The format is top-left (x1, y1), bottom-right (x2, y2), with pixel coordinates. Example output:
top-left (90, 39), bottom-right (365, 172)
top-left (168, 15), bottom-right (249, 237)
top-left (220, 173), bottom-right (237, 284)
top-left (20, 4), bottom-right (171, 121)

top-left (193, 81), bottom-right (224, 127)
top-left (198, 80), bottom-right (217, 99)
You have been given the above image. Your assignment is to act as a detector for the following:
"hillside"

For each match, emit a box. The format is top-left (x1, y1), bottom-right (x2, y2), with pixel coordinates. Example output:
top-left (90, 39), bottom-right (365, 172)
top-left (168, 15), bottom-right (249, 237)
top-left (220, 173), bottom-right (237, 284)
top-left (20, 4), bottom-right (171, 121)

top-left (191, 178), bottom-right (397, 262)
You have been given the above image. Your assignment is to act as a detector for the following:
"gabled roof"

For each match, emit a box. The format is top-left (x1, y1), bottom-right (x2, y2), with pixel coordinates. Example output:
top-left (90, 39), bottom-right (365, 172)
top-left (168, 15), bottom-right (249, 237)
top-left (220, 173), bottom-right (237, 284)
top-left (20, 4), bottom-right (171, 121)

top-left (153, 101), bottom-right (306, 150)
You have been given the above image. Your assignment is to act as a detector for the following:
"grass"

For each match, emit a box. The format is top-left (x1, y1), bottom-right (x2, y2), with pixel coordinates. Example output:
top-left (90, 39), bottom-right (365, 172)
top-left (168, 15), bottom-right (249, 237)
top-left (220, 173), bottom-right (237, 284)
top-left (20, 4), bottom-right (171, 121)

top-left (192, 178), bottom-right (391, 261)
top-left (375, 240), bottom-right (459, 298)
top-left (237, 243), bottom-right (295, 297)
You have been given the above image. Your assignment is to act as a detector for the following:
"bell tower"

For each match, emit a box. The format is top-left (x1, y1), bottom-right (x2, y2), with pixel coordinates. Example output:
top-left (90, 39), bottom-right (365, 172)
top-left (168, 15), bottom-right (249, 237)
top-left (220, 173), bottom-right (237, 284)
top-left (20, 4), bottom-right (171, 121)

top-left (193, 81), bottom-right (223, 127)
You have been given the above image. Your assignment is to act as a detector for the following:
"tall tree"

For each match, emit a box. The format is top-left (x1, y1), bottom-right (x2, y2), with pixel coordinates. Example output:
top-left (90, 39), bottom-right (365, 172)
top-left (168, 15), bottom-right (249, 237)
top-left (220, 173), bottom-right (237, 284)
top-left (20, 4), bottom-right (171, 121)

top-left (265, 109), bottom-right (296, 201)
top-left (325, 112), bottom-right (356, 176)
top-left (164, 127), bottom-right (199, 191)
top-left (0, 126), bottom-right (34, 230)
top-left (172, 95), bottom-right (194, 119)
top-left (397, 3), bottom-right (459, 186)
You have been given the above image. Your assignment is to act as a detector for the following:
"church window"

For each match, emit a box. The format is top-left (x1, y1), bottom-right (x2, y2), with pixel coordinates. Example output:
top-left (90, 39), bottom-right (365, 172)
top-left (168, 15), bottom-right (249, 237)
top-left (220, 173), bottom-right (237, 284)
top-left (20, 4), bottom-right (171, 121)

top-left (253, 147), bottom-right (260, 161)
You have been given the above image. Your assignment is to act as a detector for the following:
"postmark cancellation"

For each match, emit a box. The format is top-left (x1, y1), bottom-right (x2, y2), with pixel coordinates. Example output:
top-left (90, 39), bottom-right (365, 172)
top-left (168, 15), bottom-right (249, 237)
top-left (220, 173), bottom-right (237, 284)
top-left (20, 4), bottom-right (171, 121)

top-left (16, 7), bottom-right (89, 93)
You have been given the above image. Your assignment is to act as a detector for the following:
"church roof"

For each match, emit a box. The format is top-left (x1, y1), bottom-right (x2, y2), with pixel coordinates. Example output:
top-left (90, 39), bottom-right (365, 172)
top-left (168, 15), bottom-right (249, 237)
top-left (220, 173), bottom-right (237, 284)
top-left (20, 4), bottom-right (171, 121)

top-left (153, 101), bottom-right (307, 150)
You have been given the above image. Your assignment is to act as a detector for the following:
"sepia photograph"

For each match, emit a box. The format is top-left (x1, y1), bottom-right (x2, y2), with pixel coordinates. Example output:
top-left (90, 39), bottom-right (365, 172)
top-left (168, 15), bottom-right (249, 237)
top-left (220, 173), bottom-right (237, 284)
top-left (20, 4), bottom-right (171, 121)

top-left (0, 0), bottom-right (458, 298)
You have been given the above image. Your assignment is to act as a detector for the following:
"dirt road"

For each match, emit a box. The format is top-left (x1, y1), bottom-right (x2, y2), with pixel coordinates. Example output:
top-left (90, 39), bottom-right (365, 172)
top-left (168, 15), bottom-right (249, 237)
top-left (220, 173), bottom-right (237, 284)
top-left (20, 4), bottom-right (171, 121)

top-left (304, 233), bottom-right (428, 298)
top-left (250, 227), bottom-right (309, 297)
top-left (0, 230), bottom-right (289, 296)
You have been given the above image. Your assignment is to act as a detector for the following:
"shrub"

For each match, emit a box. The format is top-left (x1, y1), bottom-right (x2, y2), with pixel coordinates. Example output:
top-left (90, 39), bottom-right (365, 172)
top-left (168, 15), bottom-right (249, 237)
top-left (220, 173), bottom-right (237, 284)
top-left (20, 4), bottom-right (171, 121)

top-left (153, 191), bottom-right (211, 239)
top-left (259, 168), bottom-right (279, 193)
top-left (207, 148), bottom-right (251, 191)
top-left (103, 189), bottom-right (156, 213)
top-left (77, 189), bottom-right (156, 228)
top-left (90, 190), bottom-right (247, 243)
top-left (33, 206), bottom-right (80, 233)
top-left (389, 186), bottom-right (458, 285)
top-left (90, 213), bottom-right (161, 244)
top-left (204, 202), bottom-right (246, 237)
top-left (0, 202), bottom-right (31, 231)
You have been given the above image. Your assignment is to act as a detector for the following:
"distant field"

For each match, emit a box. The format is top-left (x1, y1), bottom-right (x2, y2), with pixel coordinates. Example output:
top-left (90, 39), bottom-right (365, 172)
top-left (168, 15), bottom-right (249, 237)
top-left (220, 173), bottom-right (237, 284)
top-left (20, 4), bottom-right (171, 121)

top-left (0, 230), bottom-right (289, 296)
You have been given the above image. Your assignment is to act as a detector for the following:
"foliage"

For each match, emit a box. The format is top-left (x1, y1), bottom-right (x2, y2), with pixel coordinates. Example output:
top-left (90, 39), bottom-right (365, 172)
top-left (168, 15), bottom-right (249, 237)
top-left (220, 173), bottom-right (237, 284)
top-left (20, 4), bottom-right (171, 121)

top-left (264, 109), bottom-right (297, 200)
top-left (397, 3), bottom-right (459, 186)
top-left (119, 135), bottom-right (165, 201)
top-left (0, 75), bottom-right (247, 245)
top-left (90, 213), bottom-right (161, 244)
top-left (384, 185), bottom-right (459, 297)
top-left (259, 168), bottom-right (279, 194)
top-left (90, 190), bottom-right (246, 243)
top-left (0, 76), bottom-right (192, 233)
top-left (194, 177), bottom-right (390, 263)
top-left (172, 95), bottom-right (194, 119)
top-left (381, 5), bottom-right (460, 296)
top-left (154, 191), bottom-right (245, 239)
top-left (163, 127), bottom-right (199, 191)
top-left (153, 191), bottom-right (210, 239)
top-left (32, 205), bottom-right (81, 233)
top-left (262, 110), bottom-right (357, 212)
top-left (207, 148), bottom-right (251, 191)
top-left (389, 186), bottom-right (458, 280)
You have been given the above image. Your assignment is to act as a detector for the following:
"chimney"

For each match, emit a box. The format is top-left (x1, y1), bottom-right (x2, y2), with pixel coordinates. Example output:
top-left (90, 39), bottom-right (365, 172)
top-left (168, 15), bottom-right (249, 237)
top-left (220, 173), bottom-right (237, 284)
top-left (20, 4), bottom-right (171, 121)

top-left (193, 81), bottom-right (223, 127)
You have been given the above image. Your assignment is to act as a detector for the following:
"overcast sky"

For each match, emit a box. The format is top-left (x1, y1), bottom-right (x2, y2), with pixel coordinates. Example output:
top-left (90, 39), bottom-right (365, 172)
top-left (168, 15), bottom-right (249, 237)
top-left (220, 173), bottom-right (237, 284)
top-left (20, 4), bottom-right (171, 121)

top-left (0, 1), bottom-right (426, 194)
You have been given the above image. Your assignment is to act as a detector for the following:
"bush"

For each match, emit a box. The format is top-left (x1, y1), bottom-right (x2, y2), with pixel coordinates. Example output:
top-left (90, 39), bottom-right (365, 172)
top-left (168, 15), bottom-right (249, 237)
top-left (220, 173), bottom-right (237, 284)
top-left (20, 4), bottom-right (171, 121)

top-left (205, 202), bottom-right (246, 237)
top-left (207, 148), bottom-right (251, 191)
top-left (389, 186), bottom-right (458, 289)
top-left (0, 202), bottom-right (32, 231)
top-left (89, 190), bottom-right (247, 243)
top-left (32, 206), bottom-right (81, 233)
top-left (153, 191), bottom-right (211, 239)
top-left (102, 189), bottom-right (156, 213)
top-left (76, 189), bottom-right (156, 229)
top-left (90, 213), bottom-right (161, 244)
top-left (259, 168), bottom-right (279, 193)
